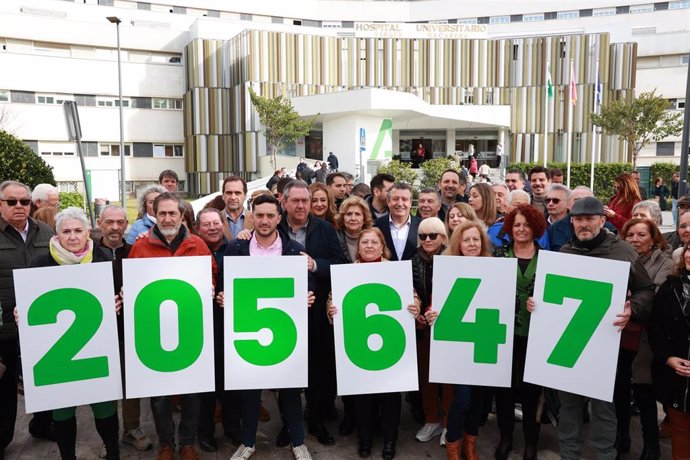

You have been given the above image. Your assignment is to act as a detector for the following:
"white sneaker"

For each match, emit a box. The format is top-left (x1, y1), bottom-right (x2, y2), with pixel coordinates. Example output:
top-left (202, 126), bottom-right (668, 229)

top-left (439, 428), bottom-right (447, 446)
top-left (231, 444), bottom-right (256, 459)
top-left (292, 444), bottom-right (312, 460)
top-left (415, 422), bottom-right (443, 442)
top-left (121, 426), bottom-right (153, 451)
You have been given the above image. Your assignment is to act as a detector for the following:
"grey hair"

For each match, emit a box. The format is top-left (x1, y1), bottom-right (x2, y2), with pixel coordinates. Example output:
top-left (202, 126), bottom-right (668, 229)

top-left (632, 200), bottom-right (663, 226)
top-left (492, 182), bottom-right (509, 193)
top-left (547, 183), bottom-right (572, 199)
top-left (418, 217), bottom-right (448, 247)
top-left (283, 180), bottom-right (310, 200)
top-left (506, 189), bottom-right (531, 205)
top-left (138, 185), bottom-right (166, 216)
top-left (99, 205), bottom-right (127, 220)
top-left (56, 207), bottom-right (90, 232)
top-left (419, 187), bottom-right (442, 203)
top-left (572, 185), bottom-right (592, 193)
top-left (0, 181), bottom-right (31, 199)
top-left (31, 183), bottom-right (58, 203)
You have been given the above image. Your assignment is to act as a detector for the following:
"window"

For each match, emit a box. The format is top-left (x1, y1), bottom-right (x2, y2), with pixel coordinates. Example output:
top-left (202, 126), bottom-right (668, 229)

top-left (679, 99), bottom-right (686, 109)
top-left (593, 7), bottom-right (616, 16)
top-left (489, 15), bottom-right (510, 24)
top-left (0, 90), bottom-right (8, 102)
top-left (669, 1), bottom-right (690, 9)
top-left (457, 18), bottom-right (478, 24)
top-left (36, 94), bottom-right (73, 105)
top-left (57, 181), bottom-right (79, 193)
top-left (153, 144), bottom-right (183, 158)
top-left (100, 144), bottom-right (131, 156)
top-left (557, 10), bottom-right (579, 19)
top-left (40, 150), bottom-right (74, 156)
top-left (630, 4), bottom-right (654, 13)
top-left (152, 98), bottom-right (182, 110)
top-left (656, 142), bottom-right (675, 156)
top-left (682, 55), bottom-right (690, 64)
top-left (523, 13), bottom-right (544, 22)
top-left (96, 97), bottom-right (130, 108)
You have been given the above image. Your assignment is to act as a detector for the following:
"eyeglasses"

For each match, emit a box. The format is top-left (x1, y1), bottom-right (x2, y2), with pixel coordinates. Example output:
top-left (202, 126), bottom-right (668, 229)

top-left (1, 199), bottom-right (31, 206)
top-left (418, 233), bottom-right (439, 241)
top-left (545, 198), bottom-right (561, 204)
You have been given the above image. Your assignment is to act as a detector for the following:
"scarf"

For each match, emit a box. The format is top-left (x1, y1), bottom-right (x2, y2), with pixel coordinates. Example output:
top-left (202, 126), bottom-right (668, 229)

top-left (49, 236), bottom-right (94, 265)
top-left (571, 228), bottom-right (607, 251)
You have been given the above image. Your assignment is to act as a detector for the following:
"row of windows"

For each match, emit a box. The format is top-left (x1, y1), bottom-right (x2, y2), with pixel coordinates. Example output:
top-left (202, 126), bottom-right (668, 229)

top-left (39, 143), bottom-right (183, 158)
top-left (91, 0), bottom-right (690, 28)
top-left (2, 90), bottom-right (182, 110)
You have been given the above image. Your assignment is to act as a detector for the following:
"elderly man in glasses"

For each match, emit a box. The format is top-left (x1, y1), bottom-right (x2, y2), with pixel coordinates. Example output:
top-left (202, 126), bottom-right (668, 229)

top-left (545, 184), bottom-right (572, 225)
top-left (0, 181), bottom-right (55, 457)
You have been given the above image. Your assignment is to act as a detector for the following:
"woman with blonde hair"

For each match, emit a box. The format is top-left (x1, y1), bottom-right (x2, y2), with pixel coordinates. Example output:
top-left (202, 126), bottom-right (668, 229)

top-left (334, 196), bottom-right (373, 263)
top-left (309, 182), bottom-right (337, 224)
top-left (444, 202), bottom-right (479, 237)
top-left (467, 183), bottom-right (497, 227)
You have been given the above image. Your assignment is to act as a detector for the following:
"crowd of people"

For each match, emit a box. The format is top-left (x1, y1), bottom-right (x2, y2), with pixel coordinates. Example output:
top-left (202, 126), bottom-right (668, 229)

top-left (1, 163), bottom-right (689, 460)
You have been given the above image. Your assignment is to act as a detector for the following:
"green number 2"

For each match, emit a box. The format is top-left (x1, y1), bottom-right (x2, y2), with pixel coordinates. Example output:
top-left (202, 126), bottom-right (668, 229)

top-left (29, 288), bottom-right (109, 386)
top-left (433, 278), bottom-right (507, 364)
top-left (342, 283), bottom-right (406, 371)
top-left (233, 278), bottom-right (297, 366)
top-left (543, 274), bottom-right (613, 368)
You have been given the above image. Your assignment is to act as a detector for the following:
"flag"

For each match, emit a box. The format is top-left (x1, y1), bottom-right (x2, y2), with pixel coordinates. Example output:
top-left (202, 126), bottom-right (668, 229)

top-left (570, 60), bottom-right (577, 106)
top-left (595, 76), bottom-right (602, 105)
top-left (546, 63), bottom-right (553, 99)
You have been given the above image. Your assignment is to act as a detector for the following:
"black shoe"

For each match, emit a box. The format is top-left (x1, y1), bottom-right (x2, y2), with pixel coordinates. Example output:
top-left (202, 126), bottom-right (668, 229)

top-left (308, 423), bottom-right (335, 445)
top-left (29, 417), bottom-right (54, 441)
top-left (276, 424), bottom-right (290, 448)
top-left (494, 441), bottom-right (513, 460)
top-left (198, 436), bottom-right (217, 452)
top-left (382, 441), bottom-right (396, 460)
top-left (358, 442), bottom-right (371, 458)
top-left (338, 413), bottom-right (356, 436)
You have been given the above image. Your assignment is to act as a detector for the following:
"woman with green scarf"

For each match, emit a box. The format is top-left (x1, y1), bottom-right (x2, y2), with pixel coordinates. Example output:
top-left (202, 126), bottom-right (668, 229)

top-left (492, 203), bottom-right (547, 460)
top-left (32, 207), bottom-right (120, 460)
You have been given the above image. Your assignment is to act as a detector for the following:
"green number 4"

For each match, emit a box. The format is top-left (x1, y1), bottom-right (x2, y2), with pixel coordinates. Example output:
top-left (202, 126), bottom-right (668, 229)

top-left (543, 274), bottom-right (613, 368)
top-left (434, 278), bottom-right (506, 364)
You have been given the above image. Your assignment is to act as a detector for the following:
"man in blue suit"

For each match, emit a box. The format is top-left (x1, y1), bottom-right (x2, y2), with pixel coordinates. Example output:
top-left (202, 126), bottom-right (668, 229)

top-left (374, 182), bottom-right (421, 261)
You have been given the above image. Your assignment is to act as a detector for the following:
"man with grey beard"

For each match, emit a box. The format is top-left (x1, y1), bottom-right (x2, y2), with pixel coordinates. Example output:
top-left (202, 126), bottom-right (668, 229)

top-left (129, 192), bottom-right (217, 460)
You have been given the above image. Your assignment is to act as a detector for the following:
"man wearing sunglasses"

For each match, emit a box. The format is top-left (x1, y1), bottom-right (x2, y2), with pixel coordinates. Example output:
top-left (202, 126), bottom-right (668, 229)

top-left (0, 181), bottom-right (54, 457)
top-left (545, 184), bottom-right (571, 225)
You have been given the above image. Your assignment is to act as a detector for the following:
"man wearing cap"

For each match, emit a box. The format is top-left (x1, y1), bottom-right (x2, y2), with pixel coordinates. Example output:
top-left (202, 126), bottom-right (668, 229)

top-left (554, 196), bottom-right (655, 460)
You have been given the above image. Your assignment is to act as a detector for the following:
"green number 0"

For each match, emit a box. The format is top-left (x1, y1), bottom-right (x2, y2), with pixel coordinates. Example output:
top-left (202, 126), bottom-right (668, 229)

top-left (233, 278), bottom-right (297, 366)
top-left (134, 279), bottom-right (204, 372)
top-left (433, 278), bottom-right (506, 364)
top-left (29, 288), bottom-right (109, 386)
top-left (543, 274), bottom-right (613, 368)
top-left (342, 283), bottom-right (406, 371)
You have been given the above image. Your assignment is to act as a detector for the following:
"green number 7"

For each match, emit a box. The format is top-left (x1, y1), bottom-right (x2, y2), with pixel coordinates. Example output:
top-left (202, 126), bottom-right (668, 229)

top-left (233, 278), bottom-right (297, 366)
top-left (543, 274), bottom-right (613, 368)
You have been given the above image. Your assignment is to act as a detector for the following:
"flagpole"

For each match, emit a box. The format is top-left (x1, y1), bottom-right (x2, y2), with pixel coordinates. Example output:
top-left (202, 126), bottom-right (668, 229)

top-left (590, 58), bottom-right (599, 192)
top-left (543, 60), bottom-right (550, 167)
top-left (566, 58), bottom-right (575, 188)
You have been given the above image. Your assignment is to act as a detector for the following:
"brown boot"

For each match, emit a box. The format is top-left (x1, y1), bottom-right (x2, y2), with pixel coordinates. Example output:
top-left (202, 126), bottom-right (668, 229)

top-left (446, 439), bottom-right (461, 460)
top-left (462, 434), bottom-right (479, 460)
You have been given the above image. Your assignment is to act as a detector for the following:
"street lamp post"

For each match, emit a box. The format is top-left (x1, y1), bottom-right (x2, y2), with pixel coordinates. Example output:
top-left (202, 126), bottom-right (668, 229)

top-left (107, 16), bottom-right (126, 207)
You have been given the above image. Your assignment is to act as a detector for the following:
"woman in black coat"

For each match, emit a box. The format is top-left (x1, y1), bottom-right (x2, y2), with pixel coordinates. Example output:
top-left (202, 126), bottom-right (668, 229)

top-left (648, 245), bottom-right (690, 459)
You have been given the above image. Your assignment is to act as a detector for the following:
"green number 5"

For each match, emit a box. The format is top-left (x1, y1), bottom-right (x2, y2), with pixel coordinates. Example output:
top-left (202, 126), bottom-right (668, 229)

top-left (543, 274), bottom-right (613, 368)
top-left (433, 278), bottom-right (506, 364)
top-left (233, 278), bottom-right (297, 366)
top-left (29, 288), bottom-right (109, 386)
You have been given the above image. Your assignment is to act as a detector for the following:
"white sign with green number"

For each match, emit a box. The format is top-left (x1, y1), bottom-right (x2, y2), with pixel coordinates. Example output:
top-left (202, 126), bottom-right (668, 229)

top-left (14, 262), bottom-right (123, 413)
top-left (524, 251), bottom-right (630, 402)
top-left (223, 256), bottom-right (308, 390)
top-left (331, 261), bottom-right (418, 396)
top-left (122, 256), bottom-right (216, 398)
top-left (429, 256), bottom-right (517, 387)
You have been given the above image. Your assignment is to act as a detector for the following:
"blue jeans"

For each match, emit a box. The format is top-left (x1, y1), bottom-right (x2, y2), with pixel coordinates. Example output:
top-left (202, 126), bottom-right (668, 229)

top-left (240, 389), bottom-right (304, 447)
top-left (446, 384), bottom-right (472, 443)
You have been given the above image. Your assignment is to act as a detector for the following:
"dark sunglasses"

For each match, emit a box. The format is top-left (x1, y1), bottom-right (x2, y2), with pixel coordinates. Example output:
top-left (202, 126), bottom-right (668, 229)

top-left (545, 198), bottom-right (561, 204)
top-left (418, 233), bottom-right (439, 241)
top-left (1, 199), bottom-right (31, 206)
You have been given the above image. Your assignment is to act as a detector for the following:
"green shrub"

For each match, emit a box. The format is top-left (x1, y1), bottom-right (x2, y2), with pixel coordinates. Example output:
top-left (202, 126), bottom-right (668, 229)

top-left (650, 162), bottom-right (681, 189)
top-left (59, 192), bottom-right (85, 210)
top-left (507, 162), bottom-right (632, 202)
top-left (377, 160), bottom-right (419, 186)
top-left (0, 130), bottom-right (55, 188)
top-left (419, 158), bottom-right (454, 188)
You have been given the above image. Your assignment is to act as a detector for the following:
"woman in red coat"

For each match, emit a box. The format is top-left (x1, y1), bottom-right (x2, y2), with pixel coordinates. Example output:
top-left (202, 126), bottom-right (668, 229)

top-left (605, 173), bottom-right (641, 233)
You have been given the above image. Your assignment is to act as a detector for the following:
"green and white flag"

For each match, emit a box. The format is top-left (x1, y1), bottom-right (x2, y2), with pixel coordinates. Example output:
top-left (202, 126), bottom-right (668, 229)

top-left (546, 63), bottom-right (554, 98)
